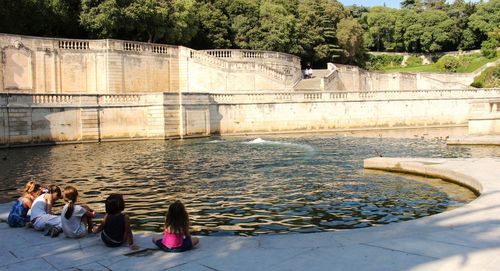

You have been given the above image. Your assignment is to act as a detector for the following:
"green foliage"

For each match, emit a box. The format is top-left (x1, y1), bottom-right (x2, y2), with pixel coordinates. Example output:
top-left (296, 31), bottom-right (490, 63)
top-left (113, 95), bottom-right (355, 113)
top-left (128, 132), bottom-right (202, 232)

top-left (366, 54), bottom-right (403, 70)
top-left (405, 56), bottom-right (422, 67)
top-left (436, 55), bottom-right (462, 72)
top-left (0, 0), bottom-right (84, 38)
top-left (466, 0), bottom-right (500, 46)
top-left (336, 18), bottom-right (365, 64)
top-left (472, 65), bottom-right (500, 88)
top-left (362, 0), bottom-right (498, 53)
top-left (297, 0), bottom-right (347, 66)
top-left (1, 0), bottom-right (499, 69)
top-left (481, 39), bottom-right (498, 59)
top-left (382, 52), bottom-right (497, 73)
top-left (361, 7), bottom-right (398, 51)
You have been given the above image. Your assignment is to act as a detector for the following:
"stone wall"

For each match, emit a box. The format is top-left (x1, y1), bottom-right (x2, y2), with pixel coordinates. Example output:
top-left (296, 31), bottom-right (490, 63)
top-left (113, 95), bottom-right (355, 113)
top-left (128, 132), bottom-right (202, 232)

top-left (2, 89), bottom-right (500, 146)
top-left (468, 99), bottom-right (500, 135)
top-left (0, 34), bottom-right (179, 93)
top-left (209, 89), bottom-right (500, 134)
top-left (0, 34), bottom-right (301, 94)
top-left (334, 64), bottom-right (473, 91)
top-left (180, 48), bottom-right (301, 92)
top-left (0, 93), bottom-right (212, 146)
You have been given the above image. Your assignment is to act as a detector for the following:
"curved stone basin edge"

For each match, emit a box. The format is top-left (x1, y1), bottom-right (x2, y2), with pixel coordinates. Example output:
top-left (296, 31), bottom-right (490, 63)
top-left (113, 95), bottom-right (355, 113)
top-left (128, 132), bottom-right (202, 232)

top-left (1, 157), bottom-right (500, 270)
top-left (363, 157), bottom-right (484, 196)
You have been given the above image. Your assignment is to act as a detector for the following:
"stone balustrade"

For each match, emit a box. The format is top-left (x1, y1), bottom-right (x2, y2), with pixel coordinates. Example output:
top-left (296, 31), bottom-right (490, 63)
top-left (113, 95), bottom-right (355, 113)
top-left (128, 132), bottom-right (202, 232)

top-left (210, 88), bottom-right (500, 104)
top-left (1, 93), bottom-right (163, 108)
top-left (187, 48), bottom-right (301, 86)
top-left (202, 49), bottom-right (301, 64)
top-left (58, 40), bottom-right (90, 50)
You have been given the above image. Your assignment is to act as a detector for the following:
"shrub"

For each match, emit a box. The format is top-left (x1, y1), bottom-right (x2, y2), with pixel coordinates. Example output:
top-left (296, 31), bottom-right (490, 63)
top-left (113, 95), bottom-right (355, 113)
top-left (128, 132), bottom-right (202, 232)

top-left (366, 54), bottom-right (404, 70)
top-left (436, 55), bottom-right (462, 72)
top-left (404, 56), bottom-right (423, 67)
top-left (471, 65), bottom-right (500, 88)
top-left (481, 39), bottom-right (498, 59)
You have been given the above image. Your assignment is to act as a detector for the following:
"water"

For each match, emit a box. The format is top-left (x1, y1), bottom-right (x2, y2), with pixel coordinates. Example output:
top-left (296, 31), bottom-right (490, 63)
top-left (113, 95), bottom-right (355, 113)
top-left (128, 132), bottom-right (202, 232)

top-left (1, 134), bottom-right (495, 236)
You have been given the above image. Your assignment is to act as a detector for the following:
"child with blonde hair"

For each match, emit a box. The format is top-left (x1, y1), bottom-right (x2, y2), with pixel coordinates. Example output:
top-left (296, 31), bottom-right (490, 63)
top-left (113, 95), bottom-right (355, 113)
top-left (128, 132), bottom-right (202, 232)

top-left (152, 200), bottom-right (199, 252)
top-left (8, 181), bottom-right (42, 227)
top-left (61, 186), bottom-right (96, 238)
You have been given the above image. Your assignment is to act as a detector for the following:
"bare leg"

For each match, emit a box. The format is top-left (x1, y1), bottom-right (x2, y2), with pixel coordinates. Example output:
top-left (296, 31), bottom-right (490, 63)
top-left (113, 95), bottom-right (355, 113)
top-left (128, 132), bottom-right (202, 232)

top-left (191, 237), bottom-right (199, 247)
top-left (84, 214), bottom-right (93, 233)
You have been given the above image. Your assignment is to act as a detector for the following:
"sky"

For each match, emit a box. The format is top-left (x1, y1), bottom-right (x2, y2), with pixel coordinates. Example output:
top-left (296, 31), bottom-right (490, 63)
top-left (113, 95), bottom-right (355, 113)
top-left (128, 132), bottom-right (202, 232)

top-left (337, 0), bottom-right (481, 9)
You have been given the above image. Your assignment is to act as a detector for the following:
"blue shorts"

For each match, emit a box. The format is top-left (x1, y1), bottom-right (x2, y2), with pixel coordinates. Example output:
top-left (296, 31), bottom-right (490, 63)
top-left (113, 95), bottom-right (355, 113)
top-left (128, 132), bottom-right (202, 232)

top-left (154, 237), bottom-right (192, 253)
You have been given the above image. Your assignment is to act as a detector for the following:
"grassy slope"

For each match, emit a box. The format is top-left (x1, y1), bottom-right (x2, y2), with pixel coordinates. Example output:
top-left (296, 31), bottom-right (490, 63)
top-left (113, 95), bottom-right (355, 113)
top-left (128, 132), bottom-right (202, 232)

top-left (381, 52), bottom-right (500, 73)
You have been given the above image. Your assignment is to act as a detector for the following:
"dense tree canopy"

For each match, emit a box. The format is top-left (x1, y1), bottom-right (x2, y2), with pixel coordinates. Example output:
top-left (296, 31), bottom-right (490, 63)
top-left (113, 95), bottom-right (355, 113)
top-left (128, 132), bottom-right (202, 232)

top-left (0, 0), bottom-right (498, 67)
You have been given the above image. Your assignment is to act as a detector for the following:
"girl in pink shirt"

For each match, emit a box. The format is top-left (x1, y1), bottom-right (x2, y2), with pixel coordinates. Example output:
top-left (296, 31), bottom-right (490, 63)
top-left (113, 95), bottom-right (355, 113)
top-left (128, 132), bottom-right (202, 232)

top-left (152, 200), bottom-right (199, 252)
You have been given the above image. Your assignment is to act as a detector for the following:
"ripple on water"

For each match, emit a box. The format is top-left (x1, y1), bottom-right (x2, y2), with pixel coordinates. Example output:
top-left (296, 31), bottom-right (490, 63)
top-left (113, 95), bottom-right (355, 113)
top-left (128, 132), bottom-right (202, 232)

top-left (0, 135), bottom-right (485, 235)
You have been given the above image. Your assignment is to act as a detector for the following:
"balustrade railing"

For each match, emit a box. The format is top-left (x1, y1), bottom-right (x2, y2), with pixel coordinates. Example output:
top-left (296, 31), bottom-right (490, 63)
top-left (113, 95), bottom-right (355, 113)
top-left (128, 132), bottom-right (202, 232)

top-left (58, 40), bottom-right (89, 50)
top-left (201, 49), bottom-right (300, 64)
top-left (0, 93), bottom-right (167, 108)
top-left (123, 42), bottom-right (142, 52)
top-left (189, 50), bottom-right (228, 70)
top-left (190, 49), bottom-right (296, 83)
top-left (210, 89), bottom-right (500, 104)
top-left (33, 94), bottom-right (76, 104)
top-left (99, 94), bottom-right (141, 104)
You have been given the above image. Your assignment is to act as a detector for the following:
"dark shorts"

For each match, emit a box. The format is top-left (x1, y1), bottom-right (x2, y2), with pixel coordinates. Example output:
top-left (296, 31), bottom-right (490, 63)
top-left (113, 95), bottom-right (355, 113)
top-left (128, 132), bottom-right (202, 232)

top-left (154, 238), bottom-right (192, 253)
top-left (101, 232), bottom-right (124, 248)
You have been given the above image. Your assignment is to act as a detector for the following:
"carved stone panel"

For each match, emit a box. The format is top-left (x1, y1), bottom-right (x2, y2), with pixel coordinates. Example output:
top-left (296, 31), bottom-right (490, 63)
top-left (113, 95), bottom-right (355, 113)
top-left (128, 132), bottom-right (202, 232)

top-left (3, 47), bottom-right (33, 91)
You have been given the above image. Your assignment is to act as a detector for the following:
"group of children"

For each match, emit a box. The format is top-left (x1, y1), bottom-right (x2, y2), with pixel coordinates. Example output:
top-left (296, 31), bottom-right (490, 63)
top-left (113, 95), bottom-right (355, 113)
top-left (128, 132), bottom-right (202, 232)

top-left (7, 181), bottom-right (199, 252)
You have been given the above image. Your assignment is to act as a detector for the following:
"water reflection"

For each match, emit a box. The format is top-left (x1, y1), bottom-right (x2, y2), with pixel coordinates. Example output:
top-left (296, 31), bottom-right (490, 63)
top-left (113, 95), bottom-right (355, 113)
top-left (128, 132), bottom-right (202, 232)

top-left (0, 134), bottom-right (495, 236)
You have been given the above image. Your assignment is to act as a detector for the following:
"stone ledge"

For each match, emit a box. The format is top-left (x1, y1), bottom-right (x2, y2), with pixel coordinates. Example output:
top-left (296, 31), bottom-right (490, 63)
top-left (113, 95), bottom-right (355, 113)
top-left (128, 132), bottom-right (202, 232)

top-left (447, 135), bottom-right (500, 145)
top-left (1, 158), bottom-right (500, 270)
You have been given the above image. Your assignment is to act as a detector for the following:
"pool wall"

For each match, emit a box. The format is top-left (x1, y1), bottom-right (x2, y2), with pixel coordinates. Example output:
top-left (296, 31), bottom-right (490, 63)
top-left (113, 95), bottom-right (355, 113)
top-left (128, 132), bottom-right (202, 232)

top-left (1, 89), bottom-right (500, 146)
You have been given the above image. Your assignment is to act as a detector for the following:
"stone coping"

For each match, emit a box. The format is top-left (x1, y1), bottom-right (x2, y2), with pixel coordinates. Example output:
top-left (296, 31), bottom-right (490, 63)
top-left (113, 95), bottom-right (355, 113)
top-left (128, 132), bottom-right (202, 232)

top-left (1, 157), bottom-right (500, 270)
top-left (447, 135), bottom-right (500, 146)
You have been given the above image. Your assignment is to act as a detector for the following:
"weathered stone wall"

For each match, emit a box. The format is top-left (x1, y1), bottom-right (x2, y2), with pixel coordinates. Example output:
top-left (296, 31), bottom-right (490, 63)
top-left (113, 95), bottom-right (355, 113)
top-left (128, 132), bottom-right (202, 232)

top-left (180, 48), bottom-right (301, 93)
top-left (468, 99), bottom-right (500, 135)
top-left (0, 93), bottom-right (215, 146)
top-left (0, 34), bottom-right (179, 93)
top-left (209, 89), bottom-right (500, 134)
top-left (0, 34), bottom-right (301, 94)
top-left (334, 65), bottom-right (473, 91)
top-left (2, 89), bottom-right (500, 146)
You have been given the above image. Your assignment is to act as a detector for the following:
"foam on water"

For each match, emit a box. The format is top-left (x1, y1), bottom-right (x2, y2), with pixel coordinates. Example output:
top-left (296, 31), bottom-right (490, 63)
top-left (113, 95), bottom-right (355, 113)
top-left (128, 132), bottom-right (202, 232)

top-left (206, 140), bottom-right (224, 143)
top-left (243, 138), bottom-right (315, 152)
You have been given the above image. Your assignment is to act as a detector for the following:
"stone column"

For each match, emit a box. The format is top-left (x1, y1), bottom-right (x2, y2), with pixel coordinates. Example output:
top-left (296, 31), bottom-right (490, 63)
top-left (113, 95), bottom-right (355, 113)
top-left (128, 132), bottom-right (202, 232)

top-left (0, 47), bottom-right (4, 91)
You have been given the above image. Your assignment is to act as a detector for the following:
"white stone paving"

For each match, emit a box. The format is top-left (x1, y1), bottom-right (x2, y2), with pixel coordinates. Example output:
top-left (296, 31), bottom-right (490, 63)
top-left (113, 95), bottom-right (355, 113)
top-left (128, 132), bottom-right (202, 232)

top-left (1, 157), bottom-right (500, 270)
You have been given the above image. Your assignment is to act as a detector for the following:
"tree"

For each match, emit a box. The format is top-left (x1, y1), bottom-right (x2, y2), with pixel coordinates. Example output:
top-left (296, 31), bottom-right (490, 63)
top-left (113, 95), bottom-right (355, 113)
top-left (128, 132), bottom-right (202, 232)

top-left (190, 1), bottom-right (231, 49)
top-left (466, 0), bottom-right (500, 48)
top-left (80, 0), bottom-right (123, 38)
top-left (362, 7), bottom-right (398, 51)
top-left (122, 0), bottom-right (171, 43)
top-left (400, 0), bottom-right (423, 10)
top-left (346, 4), bottom-right (368, 19)
top-left (419, 10), bottom-right (461, 52)
top-left (248, 0), bottom-right (300, 53)
top-left (163, 0), bottom-right (198, 44)
top-left (336, 18), bottom-right (365, 64)
top-left (0, 0), bottom-right (84, 38)
top-left (226, 0), bottom-right (260, 49)
top-left (297, 0), bottom-right (347, 66)
top-left (447, 0), bottom-right (477, 49)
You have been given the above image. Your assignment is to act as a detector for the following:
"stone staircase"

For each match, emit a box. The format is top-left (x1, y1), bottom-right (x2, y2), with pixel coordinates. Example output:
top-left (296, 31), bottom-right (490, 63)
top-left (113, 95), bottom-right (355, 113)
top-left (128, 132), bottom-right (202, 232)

top-left (293, 69), bottom-right (332, 91)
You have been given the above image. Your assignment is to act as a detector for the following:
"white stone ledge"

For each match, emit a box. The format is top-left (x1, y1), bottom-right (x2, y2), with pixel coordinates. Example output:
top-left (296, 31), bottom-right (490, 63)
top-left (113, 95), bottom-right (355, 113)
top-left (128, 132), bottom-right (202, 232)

top-left (1, 158), bottom-right (500, 270)
top-left (364, 157), bottom-right (484, 195)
